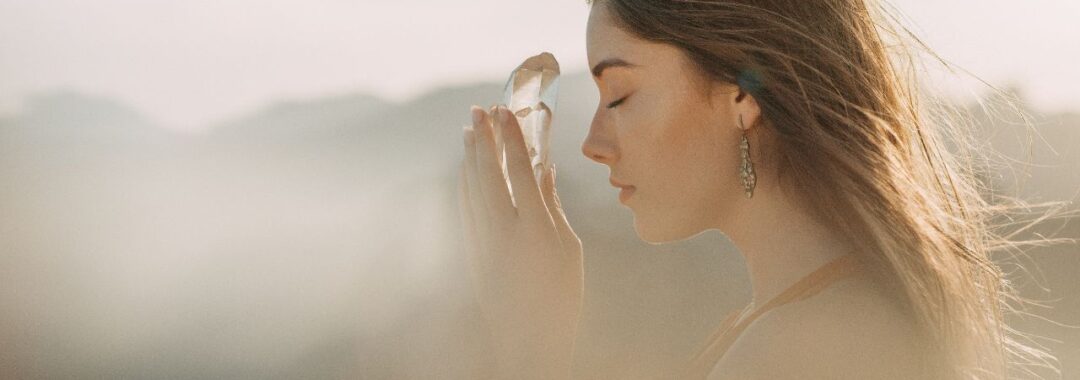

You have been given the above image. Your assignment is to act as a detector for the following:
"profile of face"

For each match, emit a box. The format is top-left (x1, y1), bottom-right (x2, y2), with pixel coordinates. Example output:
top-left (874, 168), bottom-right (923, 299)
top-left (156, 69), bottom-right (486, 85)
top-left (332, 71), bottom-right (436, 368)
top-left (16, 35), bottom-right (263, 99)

top-left (582, 3), bottom-right (762, 243)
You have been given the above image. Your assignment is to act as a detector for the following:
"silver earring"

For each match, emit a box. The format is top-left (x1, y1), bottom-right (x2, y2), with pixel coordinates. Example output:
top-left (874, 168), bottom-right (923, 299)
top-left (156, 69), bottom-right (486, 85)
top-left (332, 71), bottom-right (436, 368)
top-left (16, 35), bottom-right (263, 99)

top-left (738, 114), bottom-right (756, 199)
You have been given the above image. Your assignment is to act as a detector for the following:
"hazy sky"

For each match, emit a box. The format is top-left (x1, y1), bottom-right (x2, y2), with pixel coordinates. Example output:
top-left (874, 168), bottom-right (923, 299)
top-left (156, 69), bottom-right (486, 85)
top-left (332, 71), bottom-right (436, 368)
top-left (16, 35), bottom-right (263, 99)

top-left (1, 0), bottom-right (1078, 132)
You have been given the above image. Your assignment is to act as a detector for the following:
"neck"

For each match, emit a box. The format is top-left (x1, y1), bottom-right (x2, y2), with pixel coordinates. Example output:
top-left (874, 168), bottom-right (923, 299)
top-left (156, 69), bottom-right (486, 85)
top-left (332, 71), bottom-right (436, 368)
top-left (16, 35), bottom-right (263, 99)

top-left (716, 182), bottom-right (855, 309)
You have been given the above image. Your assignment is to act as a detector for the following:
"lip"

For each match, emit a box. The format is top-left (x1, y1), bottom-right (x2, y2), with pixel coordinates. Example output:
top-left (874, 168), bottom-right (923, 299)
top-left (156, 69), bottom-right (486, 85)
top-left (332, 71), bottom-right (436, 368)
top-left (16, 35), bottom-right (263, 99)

top-left (618, 186), bottom-right (636, 204)
top-left (610, 178), bottom-right (636, 203)
top-left (609, 177), bottom-right (632, 188)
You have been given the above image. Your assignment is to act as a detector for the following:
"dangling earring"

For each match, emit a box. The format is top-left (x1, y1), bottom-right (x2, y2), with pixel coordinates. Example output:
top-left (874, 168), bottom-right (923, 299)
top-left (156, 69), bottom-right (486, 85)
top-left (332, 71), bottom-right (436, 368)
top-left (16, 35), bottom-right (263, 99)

top-left (738, 114), bottom-right (756, 199)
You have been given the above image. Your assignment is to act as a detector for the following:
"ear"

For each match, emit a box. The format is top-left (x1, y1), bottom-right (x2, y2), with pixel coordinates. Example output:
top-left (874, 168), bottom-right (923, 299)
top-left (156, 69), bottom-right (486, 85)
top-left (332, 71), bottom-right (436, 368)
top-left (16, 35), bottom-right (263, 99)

top-left (733, 87), bottom-right (761, 132)
top-left (705, 81), bottom-right (762, 133)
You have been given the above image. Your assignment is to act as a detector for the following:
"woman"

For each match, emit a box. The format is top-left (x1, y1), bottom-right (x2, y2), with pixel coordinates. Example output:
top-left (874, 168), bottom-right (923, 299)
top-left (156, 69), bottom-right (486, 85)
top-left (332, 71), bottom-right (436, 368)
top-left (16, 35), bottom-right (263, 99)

top-left (458, 0), bottom-right (1066, 379)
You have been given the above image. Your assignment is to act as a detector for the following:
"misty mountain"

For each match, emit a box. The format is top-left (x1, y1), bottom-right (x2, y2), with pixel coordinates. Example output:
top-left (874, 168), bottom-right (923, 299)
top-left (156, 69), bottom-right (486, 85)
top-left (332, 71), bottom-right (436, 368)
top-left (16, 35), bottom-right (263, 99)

top-left (209, 93), bottom-right (391, 143)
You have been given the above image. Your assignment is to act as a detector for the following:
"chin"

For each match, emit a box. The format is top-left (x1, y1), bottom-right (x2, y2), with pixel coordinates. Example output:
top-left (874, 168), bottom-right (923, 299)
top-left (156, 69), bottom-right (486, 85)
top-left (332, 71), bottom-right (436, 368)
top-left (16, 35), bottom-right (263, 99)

top-left (633, 216), bottom-right (704, 244)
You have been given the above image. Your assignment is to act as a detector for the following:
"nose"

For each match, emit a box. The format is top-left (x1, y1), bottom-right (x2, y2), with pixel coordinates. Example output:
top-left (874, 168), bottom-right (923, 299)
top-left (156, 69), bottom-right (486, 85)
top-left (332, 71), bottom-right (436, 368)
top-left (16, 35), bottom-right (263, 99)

top-left (581, 111), bottom-right (618, 165)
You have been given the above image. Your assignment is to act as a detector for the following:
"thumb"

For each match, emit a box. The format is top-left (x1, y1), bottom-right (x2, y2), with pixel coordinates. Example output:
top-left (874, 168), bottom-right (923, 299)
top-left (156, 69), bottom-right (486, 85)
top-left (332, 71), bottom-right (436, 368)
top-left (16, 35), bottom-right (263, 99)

top-left (541, 165), bottom-right (579, 251)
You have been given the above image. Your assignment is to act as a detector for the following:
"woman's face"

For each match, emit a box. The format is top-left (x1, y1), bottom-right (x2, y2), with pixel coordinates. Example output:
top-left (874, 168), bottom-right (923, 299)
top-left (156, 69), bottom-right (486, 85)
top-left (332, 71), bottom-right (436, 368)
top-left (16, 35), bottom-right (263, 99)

top-left (583, 4), bottom-right (749, 243)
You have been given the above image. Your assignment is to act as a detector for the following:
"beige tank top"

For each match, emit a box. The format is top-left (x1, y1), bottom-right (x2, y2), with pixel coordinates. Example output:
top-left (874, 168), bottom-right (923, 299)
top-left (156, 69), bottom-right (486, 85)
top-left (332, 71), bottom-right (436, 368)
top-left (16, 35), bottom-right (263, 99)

top-left (675, 253), bottom-right (861, 379)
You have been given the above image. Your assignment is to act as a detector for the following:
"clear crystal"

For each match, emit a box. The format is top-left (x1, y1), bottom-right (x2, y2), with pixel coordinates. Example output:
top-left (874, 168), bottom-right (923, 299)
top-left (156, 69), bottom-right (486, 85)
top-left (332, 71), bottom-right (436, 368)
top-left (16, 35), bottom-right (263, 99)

top-left (494, 52), bottom-right (560, 204)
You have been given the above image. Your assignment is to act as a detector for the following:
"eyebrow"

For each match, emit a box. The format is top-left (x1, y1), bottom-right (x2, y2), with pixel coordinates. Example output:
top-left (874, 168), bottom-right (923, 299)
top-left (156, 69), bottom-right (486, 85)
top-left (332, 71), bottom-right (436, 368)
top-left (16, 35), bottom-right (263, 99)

top-left (591, 58), bottom-right (638, 79)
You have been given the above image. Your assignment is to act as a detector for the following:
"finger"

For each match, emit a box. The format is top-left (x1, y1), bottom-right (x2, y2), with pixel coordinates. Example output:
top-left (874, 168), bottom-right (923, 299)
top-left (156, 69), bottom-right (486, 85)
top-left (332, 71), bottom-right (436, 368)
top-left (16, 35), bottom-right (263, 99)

top-left (472, 105), bottom-right (516, 222)
top-left (457, 159), bottom-right (477, 257)
top-left (540, 165), bottom-right (581, 252)
top-left (463, 125), bottom-right (492, 259)
top-left (459, 158), bottom-right (489, 305)
top-left (494, 105), bottom-right (546, 221)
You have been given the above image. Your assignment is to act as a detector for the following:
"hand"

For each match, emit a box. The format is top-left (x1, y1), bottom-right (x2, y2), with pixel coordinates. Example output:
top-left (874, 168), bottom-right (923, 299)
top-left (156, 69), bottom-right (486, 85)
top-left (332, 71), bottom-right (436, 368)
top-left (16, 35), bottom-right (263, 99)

top-left (458, 104), bottom-right (583, 378)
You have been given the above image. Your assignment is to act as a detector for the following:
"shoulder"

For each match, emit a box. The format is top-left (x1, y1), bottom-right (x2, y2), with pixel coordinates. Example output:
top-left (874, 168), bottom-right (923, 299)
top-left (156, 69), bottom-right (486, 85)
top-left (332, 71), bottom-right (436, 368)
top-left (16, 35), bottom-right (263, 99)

top-left (707, 275), bottom-right (928, 380)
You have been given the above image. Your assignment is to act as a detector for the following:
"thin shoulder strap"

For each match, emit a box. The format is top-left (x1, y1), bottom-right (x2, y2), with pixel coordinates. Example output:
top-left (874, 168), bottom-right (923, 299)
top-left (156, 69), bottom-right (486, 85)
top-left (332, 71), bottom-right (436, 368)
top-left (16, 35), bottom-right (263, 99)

top-left (678, 253), bottom-right (861, 379)
top-left (744, 253), bottom-right (861, 320)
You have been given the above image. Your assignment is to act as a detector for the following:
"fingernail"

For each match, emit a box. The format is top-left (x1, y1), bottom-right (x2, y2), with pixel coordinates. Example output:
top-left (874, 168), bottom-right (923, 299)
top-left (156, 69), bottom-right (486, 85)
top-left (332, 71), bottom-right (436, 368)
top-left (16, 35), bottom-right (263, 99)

top-left (492, 105), bottom-right (503, 124)
top-left (470, 106), bottom-right (483, 125)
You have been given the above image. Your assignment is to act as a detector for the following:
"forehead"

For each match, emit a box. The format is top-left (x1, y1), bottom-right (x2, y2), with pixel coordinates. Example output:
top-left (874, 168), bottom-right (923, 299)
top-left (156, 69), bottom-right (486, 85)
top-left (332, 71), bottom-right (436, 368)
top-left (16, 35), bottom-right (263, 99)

top-left (585, 4), bottom-right (686, 77)
top-left (585, 4), bottom-right (634, 66)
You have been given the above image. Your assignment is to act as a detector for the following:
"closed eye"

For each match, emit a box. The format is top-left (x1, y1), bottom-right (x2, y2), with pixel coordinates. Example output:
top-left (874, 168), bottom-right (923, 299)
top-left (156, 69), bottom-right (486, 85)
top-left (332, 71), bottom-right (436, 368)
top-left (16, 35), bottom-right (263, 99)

top-left (606, 96), bottom-right (628, 109)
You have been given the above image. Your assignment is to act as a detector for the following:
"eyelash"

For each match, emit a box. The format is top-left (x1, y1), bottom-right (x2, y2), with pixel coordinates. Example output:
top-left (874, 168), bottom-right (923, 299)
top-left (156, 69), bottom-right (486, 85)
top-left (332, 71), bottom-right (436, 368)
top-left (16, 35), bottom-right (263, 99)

top-left (606, 96), bottom-right (628, 109)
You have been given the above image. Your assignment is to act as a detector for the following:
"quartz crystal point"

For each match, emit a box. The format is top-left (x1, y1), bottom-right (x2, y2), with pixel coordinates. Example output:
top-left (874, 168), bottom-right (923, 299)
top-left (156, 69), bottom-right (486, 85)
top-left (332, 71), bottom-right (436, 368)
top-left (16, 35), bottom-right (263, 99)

top-left (494, 52), bottom-right (560, 206)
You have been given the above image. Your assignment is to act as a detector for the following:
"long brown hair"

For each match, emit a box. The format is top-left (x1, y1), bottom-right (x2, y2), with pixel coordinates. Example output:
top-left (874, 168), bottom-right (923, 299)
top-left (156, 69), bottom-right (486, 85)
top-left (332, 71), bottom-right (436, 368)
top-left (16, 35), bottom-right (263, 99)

top-left (587, 0), bottom-right (1077, 378)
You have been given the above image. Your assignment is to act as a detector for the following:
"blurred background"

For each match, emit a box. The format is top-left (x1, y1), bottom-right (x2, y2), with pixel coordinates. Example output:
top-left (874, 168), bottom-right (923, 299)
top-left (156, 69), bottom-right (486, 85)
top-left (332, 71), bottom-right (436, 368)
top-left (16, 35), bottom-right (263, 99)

top-left (1, 0), bottom-right (1078, 378)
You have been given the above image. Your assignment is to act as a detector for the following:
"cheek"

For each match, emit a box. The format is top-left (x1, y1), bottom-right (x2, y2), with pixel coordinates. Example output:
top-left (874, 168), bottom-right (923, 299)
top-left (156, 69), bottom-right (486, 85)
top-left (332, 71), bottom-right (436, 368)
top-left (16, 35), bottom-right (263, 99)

top-left (623, 95), bottom-right (726, 226)
top-left (650, 99), bottom-right (724, 194)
